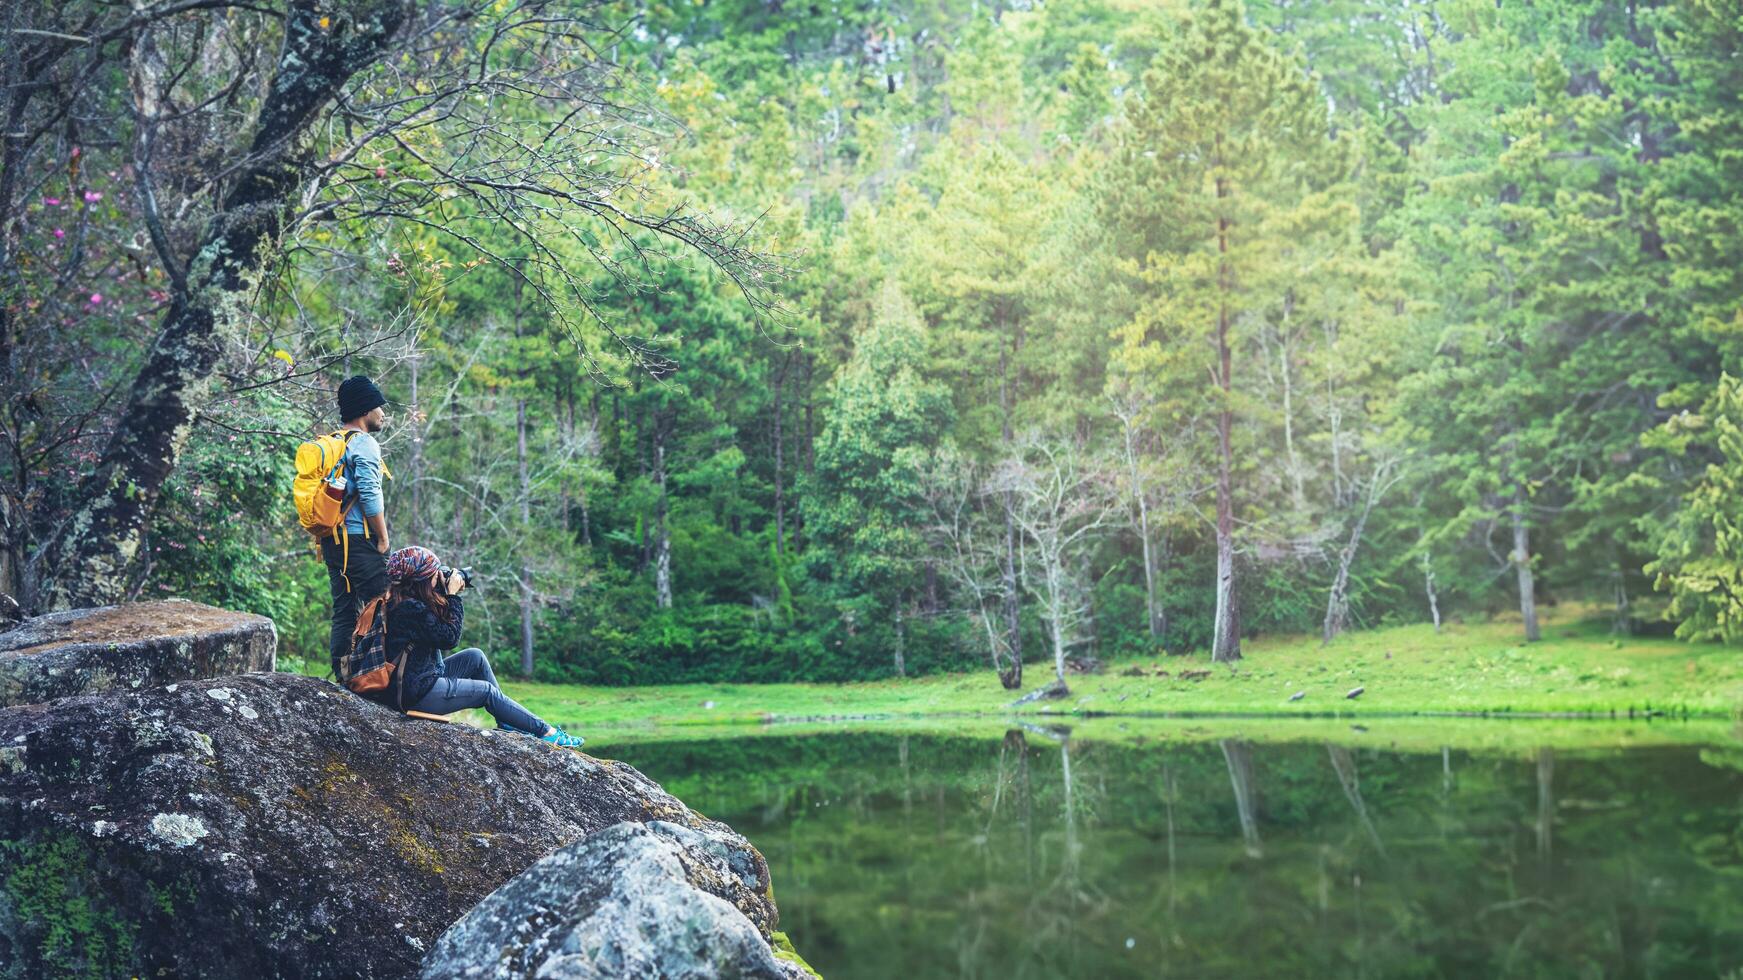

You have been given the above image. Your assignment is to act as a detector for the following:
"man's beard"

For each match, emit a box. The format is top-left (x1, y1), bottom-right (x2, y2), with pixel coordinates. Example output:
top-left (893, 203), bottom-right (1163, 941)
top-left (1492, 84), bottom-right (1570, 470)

top-left (366, 417), bottom-right (385, 433)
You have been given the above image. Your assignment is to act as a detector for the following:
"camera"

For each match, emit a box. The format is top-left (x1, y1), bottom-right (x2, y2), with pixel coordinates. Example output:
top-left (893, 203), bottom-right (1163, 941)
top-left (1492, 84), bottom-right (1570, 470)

top-left (438, 565), bottom-right (474, 591)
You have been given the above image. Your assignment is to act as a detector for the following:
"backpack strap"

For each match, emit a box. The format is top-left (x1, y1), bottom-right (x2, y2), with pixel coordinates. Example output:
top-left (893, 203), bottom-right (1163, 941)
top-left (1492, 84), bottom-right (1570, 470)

top-left (333, 430), bottom-right (364, 593)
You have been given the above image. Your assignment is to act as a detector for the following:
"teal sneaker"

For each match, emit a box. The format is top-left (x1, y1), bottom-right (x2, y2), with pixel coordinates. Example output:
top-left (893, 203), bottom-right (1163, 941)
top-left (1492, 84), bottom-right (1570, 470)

top-left (541, 727), bottom-right (585, 750)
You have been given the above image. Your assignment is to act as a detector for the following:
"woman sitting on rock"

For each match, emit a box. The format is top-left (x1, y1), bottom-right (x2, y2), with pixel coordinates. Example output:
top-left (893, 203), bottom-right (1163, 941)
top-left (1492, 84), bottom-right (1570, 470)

top-left (381, 546), bottom-right (584, 749)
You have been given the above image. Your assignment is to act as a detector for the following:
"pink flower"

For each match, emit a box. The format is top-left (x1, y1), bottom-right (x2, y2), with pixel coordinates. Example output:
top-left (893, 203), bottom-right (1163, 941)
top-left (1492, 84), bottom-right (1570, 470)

top-left (88, 293), bottom-right (102, 305)
top-left (43, 197), bottom-right (60, 206)
top-left (83, 191), bottom-right (102, 203)
top-left (52, 228), bottom-right (64, 239)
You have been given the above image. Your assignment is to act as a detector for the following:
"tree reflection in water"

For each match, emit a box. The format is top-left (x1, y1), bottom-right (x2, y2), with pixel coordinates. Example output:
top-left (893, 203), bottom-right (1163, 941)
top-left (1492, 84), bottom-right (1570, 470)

top-left (1536, 747), bottom-right (1554, 859)
top-left (608, 731), bottom-right (1743, 980)
top-left (1328, 744), bottom-right (1387, 860)
top-left (1221, 738), bottom-right (1262, 858)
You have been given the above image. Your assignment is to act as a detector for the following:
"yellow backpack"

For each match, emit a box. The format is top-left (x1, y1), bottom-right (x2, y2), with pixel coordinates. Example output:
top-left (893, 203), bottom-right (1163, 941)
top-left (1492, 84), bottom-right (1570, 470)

top-left (292, 430), bottom-right (358, 540)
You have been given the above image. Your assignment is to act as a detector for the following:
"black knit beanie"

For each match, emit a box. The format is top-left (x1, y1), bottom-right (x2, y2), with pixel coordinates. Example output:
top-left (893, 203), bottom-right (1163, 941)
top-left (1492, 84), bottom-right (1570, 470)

top-left (337, 375), bottom-right (387, 422)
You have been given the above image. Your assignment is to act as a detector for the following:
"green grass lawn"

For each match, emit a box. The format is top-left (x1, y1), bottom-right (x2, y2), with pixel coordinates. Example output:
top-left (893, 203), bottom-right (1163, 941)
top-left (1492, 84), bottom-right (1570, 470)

top-left (482, 611), bottom-right (1742, 734)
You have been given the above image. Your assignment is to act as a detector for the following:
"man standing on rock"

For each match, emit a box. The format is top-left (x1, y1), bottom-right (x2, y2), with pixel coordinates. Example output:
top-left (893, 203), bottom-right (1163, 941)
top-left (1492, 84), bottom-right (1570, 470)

top-left (324, 375), bottom-right (392, 671)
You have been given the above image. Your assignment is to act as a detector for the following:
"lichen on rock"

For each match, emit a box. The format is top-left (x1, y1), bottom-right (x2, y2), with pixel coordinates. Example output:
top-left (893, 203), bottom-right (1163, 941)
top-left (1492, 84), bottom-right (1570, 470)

top-left (0, 671), bottom-right (786, 978)
top-left (421, 820), bottom-right (811, 980)
top-left (0, 600), bottom-right (276, 708)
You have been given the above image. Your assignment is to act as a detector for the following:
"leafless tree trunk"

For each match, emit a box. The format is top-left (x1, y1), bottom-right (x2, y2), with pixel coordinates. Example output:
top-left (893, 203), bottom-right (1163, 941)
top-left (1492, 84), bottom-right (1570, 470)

top-left (1210, 164), bottom-right (1241, 663)
top-left (408, 350), bottom-right (425, 543)
top-left (517, 396), bottom-right (534, 676)
top-left (653, 414), bottom-right (672, 610)
top-left (0, 493), bottom-right (19, 618)
top-left (998, 323), bottom-right (1023, 686)
top-left (579, 394), bottom-right (600, 547)
top-left (893, 597), bottom-right (906, 678)
top-left (995, 434), bottom-right (1117, 690)
top-left (1323, 455), bottom-right (1402, 645)
top-left (1611, 547), bottom-right (1631, 635)
top-left (772, 353), bottom-right (789, 557)
top-left (1278, 297), bottom-right (1306, 514)
top-left (1110, 391), bottom-right (1165, 644)
top-left (1324, 319), bottom-right (1348, 508)
top-left (1423, 550), bottom-right (1442, 632)
top-left (921, 446), bottom-right (1018, 688)
top-left (1511, 483), bottom-right (1540, 641)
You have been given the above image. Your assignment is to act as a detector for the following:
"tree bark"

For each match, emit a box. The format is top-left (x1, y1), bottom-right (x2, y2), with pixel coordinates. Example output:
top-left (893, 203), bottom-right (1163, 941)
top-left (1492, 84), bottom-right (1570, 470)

top-left (1119, 415), bottom-right (1165, 645)
top-left (1050, 573), bottom-right (1069, 686)
top-left (772, 353), bottom-right (788, 558)
top-left (1211, 172), bottom-right (1240, 663)
top-left (31, 0), bottom-right (409, 611)
top-left (1611, 547), bottom-right (1631, 635)
top-left (517, 396), bottom-right (534, 677)
top-left (0, 488), bottom-right (22, 610)
top-left (1279, 298), bottom-right (1305, 514)
top-left (1423, 550), bottom-right (1441, 632)
top-left (579, 392), bottom-right (598, 547)
top-left (557, 383), bottom-right (572, 537)
top-left (892, 597), bottom-right (906, 678)
top-left (1511, 483), bottom-right (1540, 641)
top-left (408, 351), bottom-right (423, 543)
top-left (1323, 462), bottom-right (1393, 645)
top-left (998, 325), bottom-right (1022, 689)
top-left (653, 416), bottom-right (672, 610)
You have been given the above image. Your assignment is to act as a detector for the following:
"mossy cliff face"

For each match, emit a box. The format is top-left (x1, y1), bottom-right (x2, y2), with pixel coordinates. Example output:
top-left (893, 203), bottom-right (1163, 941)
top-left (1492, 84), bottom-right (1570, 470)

top-left (0, 672), bottom-right (783, 978)
top-left (0, 600), bottom-right (276, 708)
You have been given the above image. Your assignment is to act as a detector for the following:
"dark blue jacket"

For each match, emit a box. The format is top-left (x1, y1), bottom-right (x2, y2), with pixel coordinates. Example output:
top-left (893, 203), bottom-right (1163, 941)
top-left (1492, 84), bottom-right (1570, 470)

top-left (376, 593), bottom-right (463, 709)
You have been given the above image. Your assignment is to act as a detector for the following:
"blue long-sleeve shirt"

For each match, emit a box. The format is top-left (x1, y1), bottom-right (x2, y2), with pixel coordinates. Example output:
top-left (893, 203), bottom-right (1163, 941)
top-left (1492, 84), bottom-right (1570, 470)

top-left (342, 431), bottom-right (385, 535)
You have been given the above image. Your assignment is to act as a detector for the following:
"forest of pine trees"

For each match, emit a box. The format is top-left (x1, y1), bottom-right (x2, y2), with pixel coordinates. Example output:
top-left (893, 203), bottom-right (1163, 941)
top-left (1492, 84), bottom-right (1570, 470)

top-left (6, 0), bottom-right (1743, 684)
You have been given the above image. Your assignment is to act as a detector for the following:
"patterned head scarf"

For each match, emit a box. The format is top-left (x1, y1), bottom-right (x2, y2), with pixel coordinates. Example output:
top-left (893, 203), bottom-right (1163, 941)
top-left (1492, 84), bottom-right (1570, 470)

top-left (387, 546), bottom-right (441, 584)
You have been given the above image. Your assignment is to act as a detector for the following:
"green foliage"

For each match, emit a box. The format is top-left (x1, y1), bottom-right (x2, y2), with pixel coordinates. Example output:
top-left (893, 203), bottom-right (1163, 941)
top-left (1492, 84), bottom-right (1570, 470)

top-left (1648, 374), bottom-right (1743, 641)
top-left (801, 281), bottom-right (955, 673)
top-left (0, 834), bottom-right (137, 979)
top-left (45, 0), bottom-right (1743, 686)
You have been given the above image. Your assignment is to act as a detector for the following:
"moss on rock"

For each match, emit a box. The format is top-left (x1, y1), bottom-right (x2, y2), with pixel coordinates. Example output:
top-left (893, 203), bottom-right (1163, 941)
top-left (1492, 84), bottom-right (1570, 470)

top-left (0, 672), bottom-right (786, 978)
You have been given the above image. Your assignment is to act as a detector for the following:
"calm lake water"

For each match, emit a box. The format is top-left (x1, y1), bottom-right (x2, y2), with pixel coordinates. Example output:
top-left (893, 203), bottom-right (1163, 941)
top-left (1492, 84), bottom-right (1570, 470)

top-left (606, 725), bottom-right (1743, 979)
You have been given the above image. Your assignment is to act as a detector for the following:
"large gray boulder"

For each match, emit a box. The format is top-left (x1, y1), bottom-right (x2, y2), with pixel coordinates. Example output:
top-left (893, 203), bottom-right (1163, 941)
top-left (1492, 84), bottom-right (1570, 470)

top-left (422, 821), bottom-right (815, 980)
top-left (0, 599), bottom-right (276, 707)
top-left (0, 671), bottom-right (784, 979)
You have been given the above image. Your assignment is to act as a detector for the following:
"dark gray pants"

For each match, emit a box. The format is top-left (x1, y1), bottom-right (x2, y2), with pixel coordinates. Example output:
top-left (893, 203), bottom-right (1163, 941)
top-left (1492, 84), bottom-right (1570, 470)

top-left (407, 647), bottom-right (548, 734)
top-left (321, 533), bottom-right (388, 673)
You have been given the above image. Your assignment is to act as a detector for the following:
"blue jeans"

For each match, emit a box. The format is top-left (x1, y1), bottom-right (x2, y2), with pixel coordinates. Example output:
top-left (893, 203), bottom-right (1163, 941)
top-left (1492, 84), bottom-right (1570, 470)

top-left (408, 648), bottom-right (549, 735)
